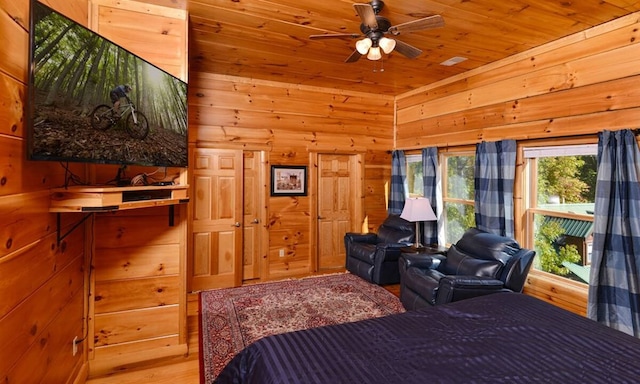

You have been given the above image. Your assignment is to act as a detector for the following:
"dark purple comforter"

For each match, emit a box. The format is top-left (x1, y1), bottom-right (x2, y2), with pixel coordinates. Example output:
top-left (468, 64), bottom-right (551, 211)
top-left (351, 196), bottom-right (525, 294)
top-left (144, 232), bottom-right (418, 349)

top-left (213, 292), bottom-right (640, 384)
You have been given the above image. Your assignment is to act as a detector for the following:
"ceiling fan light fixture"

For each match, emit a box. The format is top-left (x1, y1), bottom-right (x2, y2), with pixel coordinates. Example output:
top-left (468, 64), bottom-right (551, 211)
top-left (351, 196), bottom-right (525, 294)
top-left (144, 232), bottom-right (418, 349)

top-left (379, 37), bottom-right (396, 54)
top-left (367, 46), bottom-right (382, 60)
top-left (355, 38), bottom-right (373, 55)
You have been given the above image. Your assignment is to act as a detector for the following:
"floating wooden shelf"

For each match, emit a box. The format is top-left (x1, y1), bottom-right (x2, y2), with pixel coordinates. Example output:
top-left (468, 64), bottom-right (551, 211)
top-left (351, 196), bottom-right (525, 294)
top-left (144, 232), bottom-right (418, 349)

top-left (50, 185), bottom-right (189, 212)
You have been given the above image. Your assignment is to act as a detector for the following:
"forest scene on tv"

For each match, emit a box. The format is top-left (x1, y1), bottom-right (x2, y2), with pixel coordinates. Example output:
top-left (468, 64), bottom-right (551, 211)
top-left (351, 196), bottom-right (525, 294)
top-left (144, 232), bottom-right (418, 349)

top-left (29, 2), bottom-right (188, 167)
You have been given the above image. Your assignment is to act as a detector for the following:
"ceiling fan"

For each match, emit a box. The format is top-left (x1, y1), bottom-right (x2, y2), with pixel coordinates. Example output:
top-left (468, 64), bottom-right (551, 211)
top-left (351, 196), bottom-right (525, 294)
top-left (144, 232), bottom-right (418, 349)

top-left (309, 0), bottom-right (444, 63)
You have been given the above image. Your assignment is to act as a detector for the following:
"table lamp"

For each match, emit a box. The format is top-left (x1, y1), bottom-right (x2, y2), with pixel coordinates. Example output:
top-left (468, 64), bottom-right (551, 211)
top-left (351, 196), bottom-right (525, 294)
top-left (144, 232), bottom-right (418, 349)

top-left (400, 197), bottom-right (437, 250)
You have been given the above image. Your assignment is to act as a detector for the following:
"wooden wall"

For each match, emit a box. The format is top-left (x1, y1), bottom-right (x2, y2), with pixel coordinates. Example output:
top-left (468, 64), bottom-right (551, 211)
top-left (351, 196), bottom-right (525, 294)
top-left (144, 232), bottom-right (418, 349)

top-left (0, 1), bottom-right (90, 383)
top-left (189, 72), bottom-right (394, 279)
top-left (85, 0), bottom-right (189, 376)
top-left (1, 0), bottom-right (189, 381)
top-left (395, 12), bottom-right (640, 314)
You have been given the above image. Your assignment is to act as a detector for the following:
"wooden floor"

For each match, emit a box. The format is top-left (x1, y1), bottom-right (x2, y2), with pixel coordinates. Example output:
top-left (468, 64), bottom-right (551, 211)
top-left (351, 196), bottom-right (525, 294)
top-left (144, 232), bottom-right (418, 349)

top-left (85, 284), bottom-right (401, 383)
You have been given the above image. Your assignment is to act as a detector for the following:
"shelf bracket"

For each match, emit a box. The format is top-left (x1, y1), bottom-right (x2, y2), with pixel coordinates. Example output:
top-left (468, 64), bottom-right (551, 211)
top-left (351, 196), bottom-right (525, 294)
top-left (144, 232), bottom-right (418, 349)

top-left (57, 212), bottom-right (93, 245)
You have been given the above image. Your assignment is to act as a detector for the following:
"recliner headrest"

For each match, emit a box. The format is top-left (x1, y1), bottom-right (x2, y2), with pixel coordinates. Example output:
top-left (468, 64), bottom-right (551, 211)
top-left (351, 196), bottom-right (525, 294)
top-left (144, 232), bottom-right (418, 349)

top-left (377, 214), bottom-right (415, 244)
top-left (455, 228), bottom-right (520, 265)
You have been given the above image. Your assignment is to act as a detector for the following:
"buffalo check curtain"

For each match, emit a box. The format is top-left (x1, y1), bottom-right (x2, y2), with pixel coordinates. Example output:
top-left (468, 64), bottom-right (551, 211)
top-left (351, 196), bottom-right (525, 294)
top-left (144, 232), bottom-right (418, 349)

top-left (389, 150), bottom-right (407, 215)
top-left (422, 147), bottom-right (443, 246)
top-left (588, 129), bottom-right (640, 337)
top-left (474, 140), bottom-right (516, 238)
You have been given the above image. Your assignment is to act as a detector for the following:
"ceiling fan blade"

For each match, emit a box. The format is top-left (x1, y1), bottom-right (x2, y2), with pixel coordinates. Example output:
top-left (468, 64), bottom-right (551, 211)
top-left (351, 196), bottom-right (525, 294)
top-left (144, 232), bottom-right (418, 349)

top-left (388, 15), bottom-right (444, 35)
top-left (393, 39), bottom-right (422, 59)
top-left (310, 33), bottom-right (361, 40)
top-left (345, 50), bottom-right (362, 63)
top-left (353, 3), bottom-right (378, 30)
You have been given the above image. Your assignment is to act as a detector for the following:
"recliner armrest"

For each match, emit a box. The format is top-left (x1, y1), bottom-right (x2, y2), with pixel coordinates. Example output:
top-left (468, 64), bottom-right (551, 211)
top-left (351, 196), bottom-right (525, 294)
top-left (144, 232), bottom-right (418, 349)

top-left (435, 276), bottom-right (508, 305)
top-left (440, 275), bottom-right (505, 289)
top-left (344, 232), bottom-right (378, 244)
top-left (401, 253), bottom-right (445, 270)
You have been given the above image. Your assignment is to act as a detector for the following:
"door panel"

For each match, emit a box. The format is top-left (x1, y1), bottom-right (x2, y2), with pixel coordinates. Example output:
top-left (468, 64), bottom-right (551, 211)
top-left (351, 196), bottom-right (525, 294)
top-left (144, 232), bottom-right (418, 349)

top-left (317, 154), bottom-right (357, 270)
top-left (242, 151), bottom-right (265, 281)
top-left (190, 149), bottom-right (242, 291)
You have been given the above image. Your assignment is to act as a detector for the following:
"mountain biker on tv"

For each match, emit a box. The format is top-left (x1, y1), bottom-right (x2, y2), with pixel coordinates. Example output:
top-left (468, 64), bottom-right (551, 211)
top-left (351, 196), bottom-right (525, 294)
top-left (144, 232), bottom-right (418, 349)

top-left (110, 84), bottom-right (131, 114)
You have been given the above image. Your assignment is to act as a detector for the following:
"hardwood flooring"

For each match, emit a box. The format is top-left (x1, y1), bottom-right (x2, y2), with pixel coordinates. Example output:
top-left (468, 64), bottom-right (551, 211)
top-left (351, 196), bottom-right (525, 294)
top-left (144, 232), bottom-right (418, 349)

top-left (85, 284), bottom-right (401, 383)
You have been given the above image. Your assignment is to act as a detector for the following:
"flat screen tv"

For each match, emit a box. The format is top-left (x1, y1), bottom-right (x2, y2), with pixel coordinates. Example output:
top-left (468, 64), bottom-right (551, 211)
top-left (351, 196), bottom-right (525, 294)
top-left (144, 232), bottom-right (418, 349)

top-left (27, 0), bottom-right (188, 168)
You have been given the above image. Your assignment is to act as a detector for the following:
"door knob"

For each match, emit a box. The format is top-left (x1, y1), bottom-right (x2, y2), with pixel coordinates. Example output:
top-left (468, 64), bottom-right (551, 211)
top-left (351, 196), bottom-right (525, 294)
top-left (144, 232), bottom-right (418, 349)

top-left (252, 218), bottom-right (259, 224)
top-left (233, 222), bottom-right (241, 227)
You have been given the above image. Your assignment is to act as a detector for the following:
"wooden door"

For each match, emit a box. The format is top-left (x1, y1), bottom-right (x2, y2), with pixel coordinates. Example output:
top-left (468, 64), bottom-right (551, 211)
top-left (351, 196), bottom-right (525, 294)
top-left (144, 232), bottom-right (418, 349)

top-left (316, 154), bottom-right (359, 271)
top-left (242, 151), bottom-right (266, 281)
top-left (190, 149), bottom-right (243, 291)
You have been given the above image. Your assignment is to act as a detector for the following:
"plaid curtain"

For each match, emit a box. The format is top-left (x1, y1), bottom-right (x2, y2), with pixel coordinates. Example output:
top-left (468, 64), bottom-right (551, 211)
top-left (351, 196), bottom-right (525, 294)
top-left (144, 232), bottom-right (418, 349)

top-left (389, 150), bottom-right (407, 215)
top-left (588, 129), bottom-right (640, 337)
top-left (422, 147), bottom-right (443, 246)
top-left (474, 140), bottom-right (516, 237)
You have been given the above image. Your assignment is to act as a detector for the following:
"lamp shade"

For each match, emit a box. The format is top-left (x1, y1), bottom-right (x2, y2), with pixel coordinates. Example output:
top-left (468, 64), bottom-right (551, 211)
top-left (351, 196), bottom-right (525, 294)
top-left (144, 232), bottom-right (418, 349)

top-left (378, 37), bottom-right (396, 54)
top-left (400, 198), bottom-right (437, 222)
top-left (355, 38), bottom-right (373, 55)
top-left (367, 46), bottom-right (382, 60)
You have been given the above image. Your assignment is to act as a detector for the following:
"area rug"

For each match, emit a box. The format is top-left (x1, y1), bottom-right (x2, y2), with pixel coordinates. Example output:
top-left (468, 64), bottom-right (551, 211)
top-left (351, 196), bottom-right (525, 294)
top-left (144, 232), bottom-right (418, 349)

top-left (200, 272), bottom-right (405, 382)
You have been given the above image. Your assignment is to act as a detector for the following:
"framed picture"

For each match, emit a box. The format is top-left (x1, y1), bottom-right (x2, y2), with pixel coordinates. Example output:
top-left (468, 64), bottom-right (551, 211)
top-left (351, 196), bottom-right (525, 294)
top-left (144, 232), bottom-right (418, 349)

top-left (271, 165), bottom-right (307, 196)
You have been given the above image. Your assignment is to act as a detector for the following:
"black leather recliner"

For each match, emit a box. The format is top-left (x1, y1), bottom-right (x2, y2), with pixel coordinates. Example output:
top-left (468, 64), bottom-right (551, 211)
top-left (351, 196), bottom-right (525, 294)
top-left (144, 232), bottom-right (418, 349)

top-left (344, 214), bottom-right (415, 285)
top-left (399, 228), bottom-right (535, 310)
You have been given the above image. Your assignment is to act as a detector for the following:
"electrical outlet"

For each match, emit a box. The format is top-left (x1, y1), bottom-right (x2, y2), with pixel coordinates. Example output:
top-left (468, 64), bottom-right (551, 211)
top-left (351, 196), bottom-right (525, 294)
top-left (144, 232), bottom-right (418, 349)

top-left (72, 336), bottom-right (78, 356)
top-left (279, 249), bottom-right (285, 257)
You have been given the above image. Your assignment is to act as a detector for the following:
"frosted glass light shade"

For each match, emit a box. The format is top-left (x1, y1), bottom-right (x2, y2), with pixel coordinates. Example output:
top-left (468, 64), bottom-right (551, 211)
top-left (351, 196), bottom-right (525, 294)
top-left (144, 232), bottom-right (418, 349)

top-left (355, 38), bottom-right (373, 55)
top-left (379, 37), bottom-right (396, 54)
top-left (367, 46), bottom-right (382, 60)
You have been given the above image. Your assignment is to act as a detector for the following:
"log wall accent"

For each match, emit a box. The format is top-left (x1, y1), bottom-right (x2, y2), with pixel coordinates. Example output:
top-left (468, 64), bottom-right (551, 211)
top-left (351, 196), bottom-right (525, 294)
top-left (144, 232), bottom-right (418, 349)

top-left (395, 12), bottom-right (640, 314)
top-left (396, 13), bottom-right (640, 148)
top-left (3, 0), bottom-right (188, 381)
top-left (189, 71), bottom-right (394, 279)
top-left (85, 1), bottom-right (189, 376)
top-left (0, 1), bottom-right (90, 383)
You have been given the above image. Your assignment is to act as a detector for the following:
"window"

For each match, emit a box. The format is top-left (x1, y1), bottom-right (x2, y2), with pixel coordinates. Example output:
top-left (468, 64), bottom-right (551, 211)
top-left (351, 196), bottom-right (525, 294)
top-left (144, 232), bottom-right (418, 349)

top-left (405, 154), bottom-right (423, 197)
top-left (524, 144), bottom-right (597, 284)
top-left (442, 152), bottom-right (475, 244)
top-left (406, 150), bottom-right (475, 245)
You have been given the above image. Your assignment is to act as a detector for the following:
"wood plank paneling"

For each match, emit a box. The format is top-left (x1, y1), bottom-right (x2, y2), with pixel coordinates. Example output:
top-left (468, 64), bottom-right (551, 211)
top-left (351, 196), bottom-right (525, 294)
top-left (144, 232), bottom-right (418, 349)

top-left (0, 0), bottom-right (88, 383)
top-left (95, 276), bottom-right (180, 312)
top-left (94, 305), bottom-right (179, 346)
top-left (90, 0), bottom-right (187, 80)
top-left (1, 255), bottom-right (85, 382)
top-left (94, 244), bottom-right (181, 281)
top-left (397, 18), bottom-right (640, 144)
top-left (191, 72), bottom-right (392, 280)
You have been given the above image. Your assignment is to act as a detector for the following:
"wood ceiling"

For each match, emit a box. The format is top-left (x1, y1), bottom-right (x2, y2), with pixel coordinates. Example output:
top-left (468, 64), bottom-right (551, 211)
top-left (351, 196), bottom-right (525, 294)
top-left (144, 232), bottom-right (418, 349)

top-left (186, 0), bottom-right (640, 95)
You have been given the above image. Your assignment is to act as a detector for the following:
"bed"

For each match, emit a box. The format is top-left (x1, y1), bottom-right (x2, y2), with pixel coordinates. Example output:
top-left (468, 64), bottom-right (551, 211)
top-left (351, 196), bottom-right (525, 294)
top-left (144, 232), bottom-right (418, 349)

top-left (213, 292), bottom-right (640, 383)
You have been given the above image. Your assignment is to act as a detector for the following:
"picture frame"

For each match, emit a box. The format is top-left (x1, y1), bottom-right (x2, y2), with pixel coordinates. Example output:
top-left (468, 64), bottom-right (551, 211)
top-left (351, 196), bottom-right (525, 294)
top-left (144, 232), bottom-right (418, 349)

top-left (271, 165), bottom-right (307, 196)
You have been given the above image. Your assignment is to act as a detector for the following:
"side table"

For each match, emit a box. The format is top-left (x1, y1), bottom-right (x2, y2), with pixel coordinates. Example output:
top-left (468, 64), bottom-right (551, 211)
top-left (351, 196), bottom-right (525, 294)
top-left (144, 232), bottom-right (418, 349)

top-left (400, 245), bottom-right (448, 270)
top-left (400, 245), bottom-right (447, 255)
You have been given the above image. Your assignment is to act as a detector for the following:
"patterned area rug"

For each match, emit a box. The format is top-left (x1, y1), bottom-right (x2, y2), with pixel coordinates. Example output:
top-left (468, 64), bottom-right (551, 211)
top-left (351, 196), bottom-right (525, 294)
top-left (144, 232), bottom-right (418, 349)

top-left (200, 273), bottom-right (405, 382)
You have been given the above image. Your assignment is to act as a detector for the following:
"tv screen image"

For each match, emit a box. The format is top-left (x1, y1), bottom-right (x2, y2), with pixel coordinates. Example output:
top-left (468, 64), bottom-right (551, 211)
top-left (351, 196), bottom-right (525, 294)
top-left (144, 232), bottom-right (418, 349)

top-left (28, 1), bottom-right (188, 168)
